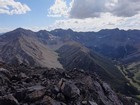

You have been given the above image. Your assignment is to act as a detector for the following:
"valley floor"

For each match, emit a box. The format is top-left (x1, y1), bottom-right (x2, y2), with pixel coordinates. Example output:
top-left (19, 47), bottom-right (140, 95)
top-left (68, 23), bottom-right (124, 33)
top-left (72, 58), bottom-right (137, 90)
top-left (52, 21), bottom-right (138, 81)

top-left (117, 64), bottom-right (140, 100)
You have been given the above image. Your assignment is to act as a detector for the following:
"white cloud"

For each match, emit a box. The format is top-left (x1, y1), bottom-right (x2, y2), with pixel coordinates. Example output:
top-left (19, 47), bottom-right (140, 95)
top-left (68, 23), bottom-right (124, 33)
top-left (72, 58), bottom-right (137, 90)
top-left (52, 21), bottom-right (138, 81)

top-left (109, 0), bottom-right (140, 17)
top-left (47, 0), bottom-right (140, 31)
top-left (1, 13), bottom-right (140, 32)
top-left (116, 14), bottom-right (140, 29)
top-left (47, 13), bottom-right (122, 31)
top-left (47, 13), bottom-right (140, 31)
top-left (69, 0), bottom-right (140, 18)
top-left (0, 0), bottom-right (31, 15)
top-left (48, 0), bottom-right (69, 17)
top-left (48, 0), bottom-right (140, 18)
top-left (69, 0), bottom-right (107, 18)
top-left (0, 27), bottom-right (12, 33)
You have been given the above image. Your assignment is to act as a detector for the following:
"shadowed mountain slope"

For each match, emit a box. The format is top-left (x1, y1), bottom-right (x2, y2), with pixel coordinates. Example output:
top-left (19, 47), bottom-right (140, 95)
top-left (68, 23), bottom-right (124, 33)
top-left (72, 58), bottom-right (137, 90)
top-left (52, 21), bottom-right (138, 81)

top-left (57, 42), bottom-right (139, 95)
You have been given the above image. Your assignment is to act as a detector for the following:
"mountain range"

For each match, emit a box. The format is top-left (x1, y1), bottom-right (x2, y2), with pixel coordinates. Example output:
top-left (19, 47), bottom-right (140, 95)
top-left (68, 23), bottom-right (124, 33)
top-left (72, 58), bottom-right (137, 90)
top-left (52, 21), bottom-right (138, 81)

top-left (0, 28), bottom-right (140, 102)
top-left (45, 28), bottom-right (140, 94)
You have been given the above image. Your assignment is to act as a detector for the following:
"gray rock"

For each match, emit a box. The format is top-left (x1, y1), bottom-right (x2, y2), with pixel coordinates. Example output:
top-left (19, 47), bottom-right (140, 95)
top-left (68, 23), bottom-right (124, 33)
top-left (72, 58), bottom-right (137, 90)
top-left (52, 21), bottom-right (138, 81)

top-left (58, 78), bottom-right (80, 99)
top-left (0, 94), bottom-right (19, 105)
top-left (14, 88), bottom-right (27, 102)
top-left (27, 85), bottom-right (45, 92)
top-left (51, 85), bottom-right (60, 95)
top-left (26, 85), bottom-right (46, 102)
top-left (93, 81), bottom-right (123, 105)
top-left (27, 90), bottom-right (45, 101)
top-left (81, 101), bottom-right (97, 105)
top-left (57, 93), bottom-right (65, 101)
top-left (19, 72), bottom-right (28, 79)
top-left (102, 83), bottom-right (123, 105)
top-left (0, 68), bottom-right (11, 79)
top-left (82, 101), bottom-right (88, 104)
top-left (42, 96), bottom-right (66, 105)
top-left (88, 101), bottom-right (98, 105)
top-left (0, 68), bottom-right (11, 85)
top-left (0, 64), bottom-right (134, 105)
top-left (11, 75), bottom-right (21, 81)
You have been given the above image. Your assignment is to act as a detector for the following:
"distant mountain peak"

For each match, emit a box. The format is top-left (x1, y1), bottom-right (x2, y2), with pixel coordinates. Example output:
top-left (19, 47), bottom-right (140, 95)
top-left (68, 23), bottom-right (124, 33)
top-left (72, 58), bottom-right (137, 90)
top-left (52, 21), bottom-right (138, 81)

top-left (51, 28), bottom-right (74, 32)
top-left (38, 30), bottom-right (48, 32)
top-left (37, 30), bottom-right (49, 35)
top-left (14, 27), bottom-right (26, 31)
top-left (67, 28), bottom-right (73, 32)
top-left (12, 28), bottom-right (32, 33)
top-left (99, 28), bottom-right (120, 32)
top-left (2, 28), bottom-right (36, 40)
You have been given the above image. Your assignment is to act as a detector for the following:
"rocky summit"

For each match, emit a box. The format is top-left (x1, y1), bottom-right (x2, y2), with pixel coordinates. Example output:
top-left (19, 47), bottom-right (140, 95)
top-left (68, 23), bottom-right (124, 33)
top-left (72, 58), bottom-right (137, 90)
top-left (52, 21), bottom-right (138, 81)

top-left (0, 63), bottom-right (137, 105)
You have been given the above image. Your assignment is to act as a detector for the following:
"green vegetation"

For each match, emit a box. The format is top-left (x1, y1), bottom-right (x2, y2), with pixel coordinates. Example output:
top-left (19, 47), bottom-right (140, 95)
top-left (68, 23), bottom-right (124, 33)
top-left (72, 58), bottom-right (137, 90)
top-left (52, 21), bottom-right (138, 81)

top-left (117, 63), bottom-right (140, 98)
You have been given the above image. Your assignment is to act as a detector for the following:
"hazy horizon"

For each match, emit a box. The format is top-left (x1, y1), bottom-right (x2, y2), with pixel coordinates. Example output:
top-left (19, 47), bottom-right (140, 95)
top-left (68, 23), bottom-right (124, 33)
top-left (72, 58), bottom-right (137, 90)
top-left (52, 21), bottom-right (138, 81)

top-left (0, 0), bottom-right (140, 33)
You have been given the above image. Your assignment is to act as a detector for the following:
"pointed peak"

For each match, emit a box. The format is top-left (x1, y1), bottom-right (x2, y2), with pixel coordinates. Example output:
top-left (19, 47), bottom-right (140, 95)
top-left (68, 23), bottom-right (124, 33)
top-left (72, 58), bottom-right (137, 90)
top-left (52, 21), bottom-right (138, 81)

top-left (12, 28), bottom-right (36, 35)
top-left (13, 28), bottom-right (32, 33)
top-left (67, 28), bottom-right (73, 32)
top-left (14, 28), bottom-right (26, 31)
top-left (2, 28), bottom-right (35, 40)
top-left (38, 29), bottom-right (48, 32)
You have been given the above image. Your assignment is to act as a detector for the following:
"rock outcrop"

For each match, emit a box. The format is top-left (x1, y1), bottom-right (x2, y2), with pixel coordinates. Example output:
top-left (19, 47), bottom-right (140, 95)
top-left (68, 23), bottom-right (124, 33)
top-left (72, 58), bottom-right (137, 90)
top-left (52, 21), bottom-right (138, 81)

top-left (0, 64), bottom-right (138, 105)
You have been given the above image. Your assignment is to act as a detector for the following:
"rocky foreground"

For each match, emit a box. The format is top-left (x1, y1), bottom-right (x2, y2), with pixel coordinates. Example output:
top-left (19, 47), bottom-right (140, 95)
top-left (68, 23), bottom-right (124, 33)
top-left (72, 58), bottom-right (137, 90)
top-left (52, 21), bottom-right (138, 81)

top-left (0, 63), bottom-right (138, 105)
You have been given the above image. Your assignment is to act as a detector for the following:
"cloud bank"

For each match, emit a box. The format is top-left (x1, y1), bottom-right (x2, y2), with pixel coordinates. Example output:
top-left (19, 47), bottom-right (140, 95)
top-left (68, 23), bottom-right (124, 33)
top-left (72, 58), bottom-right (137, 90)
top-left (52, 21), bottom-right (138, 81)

top-left (48, 0), bottom-right (140, 18)
top-left (0, 0), bottom-right (31, 15)
top-left (47, 13), bottom-right (140, 32)
top-left (47, 0), bottom-right (140, 31)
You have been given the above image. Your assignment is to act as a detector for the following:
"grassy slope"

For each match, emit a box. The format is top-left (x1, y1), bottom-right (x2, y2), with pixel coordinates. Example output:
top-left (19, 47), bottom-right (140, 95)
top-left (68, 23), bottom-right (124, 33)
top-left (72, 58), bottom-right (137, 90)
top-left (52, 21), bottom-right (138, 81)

top-left (117, 64), bottom-right (140, 99)
top-left (89, 52), bottom-right (126, 88)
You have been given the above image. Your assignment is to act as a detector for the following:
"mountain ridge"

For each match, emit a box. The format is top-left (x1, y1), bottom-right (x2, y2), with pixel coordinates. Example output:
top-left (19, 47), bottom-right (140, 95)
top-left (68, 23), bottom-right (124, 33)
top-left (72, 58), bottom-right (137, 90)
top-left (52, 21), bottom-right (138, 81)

top-left (57, 42), bottom-right (130, 92)
top-left (1, 28), bottom-right (140, 99)
top-left (0, 28), bottom-right (63, 68)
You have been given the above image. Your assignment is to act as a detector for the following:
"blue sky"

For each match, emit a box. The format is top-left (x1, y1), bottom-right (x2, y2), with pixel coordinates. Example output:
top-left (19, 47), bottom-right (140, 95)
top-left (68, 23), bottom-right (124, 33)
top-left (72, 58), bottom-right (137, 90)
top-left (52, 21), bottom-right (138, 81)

top-left (0, 0), bottom-right (140, 32)
top-left (0, 0), bottom-right (59, 32)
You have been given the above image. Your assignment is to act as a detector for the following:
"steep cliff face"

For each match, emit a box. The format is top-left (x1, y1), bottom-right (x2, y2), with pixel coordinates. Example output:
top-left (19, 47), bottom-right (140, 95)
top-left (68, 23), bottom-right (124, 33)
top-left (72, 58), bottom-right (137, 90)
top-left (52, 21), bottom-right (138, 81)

top-left (0, 63), bottom-right (136, 105)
